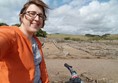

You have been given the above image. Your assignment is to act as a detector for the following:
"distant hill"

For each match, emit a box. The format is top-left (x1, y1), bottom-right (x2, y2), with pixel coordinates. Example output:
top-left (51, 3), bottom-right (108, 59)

top-left (46, 34), bottom-right (118, 41)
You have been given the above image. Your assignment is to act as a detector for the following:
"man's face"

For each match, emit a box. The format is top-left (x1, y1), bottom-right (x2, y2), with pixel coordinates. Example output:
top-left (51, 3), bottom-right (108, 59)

top-left (21, 4), bottom-right (45, 34)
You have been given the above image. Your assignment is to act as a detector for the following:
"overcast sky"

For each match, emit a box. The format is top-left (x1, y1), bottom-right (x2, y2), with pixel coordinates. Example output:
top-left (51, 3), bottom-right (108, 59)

top-left (0, 0), bottom-right (118, 35)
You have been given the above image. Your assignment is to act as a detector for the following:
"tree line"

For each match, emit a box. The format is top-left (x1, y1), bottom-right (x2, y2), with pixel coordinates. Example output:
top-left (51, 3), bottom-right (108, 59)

top-left (0, 22), bottom-right (47, 37)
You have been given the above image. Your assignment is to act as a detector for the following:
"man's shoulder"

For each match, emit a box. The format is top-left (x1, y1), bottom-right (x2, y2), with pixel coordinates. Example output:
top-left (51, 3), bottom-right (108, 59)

top-left (0, 25), bottom-right (10, 29)
top-left (0, 26), bottom-right (19, 37)
top-left (0, 25), bottom-right (18, 30)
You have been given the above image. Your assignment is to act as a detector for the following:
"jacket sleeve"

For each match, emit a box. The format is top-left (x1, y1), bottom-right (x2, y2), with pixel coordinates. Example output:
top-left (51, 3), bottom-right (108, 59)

top-left (35, 37), bottom-right (49, 83)
top-left (40, 55), bottom-right (50, 83)
top-left (0, 26), bottom-right (16, 59)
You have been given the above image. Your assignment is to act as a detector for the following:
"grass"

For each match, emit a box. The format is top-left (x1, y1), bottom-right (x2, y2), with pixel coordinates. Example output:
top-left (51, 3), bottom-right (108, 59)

top-left (47, 34), bottom-right (88, 40)
top-left (47, 34), bottom-right (118, 41)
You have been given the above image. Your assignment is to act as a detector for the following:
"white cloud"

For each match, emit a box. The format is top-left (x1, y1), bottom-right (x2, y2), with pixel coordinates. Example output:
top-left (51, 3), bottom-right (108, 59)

top-left (0, 0), bottom-right (27, 25)
top-left (0, 0), bottom-right (118, 35)
top-left (44, 0), bottom-right (118, 35)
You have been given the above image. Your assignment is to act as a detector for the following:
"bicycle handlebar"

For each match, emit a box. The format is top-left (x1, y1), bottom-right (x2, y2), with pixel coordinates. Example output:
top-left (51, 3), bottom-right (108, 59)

top-left (64, 63), bottom-right (74, 75)
top-left (64, 63), bottom-right (83, 83)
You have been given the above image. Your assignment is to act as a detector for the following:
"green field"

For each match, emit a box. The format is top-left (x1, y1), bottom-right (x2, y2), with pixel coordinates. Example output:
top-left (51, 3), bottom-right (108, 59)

top-left (47, 34), bottom-right (118, 41)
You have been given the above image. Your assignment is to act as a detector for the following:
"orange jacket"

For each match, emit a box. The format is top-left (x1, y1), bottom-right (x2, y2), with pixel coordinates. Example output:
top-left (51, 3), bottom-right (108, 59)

top-left (0, 26), bottom-right (49, 83)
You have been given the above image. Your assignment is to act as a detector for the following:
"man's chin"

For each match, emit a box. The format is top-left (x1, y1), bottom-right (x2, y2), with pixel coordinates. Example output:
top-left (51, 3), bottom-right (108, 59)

top-left (33, 29), bottom-right (39, 33)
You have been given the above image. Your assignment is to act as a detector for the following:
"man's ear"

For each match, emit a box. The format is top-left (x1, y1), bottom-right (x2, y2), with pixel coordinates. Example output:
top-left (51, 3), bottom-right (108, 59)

top-left (41, 20), bottom-right (45, 28)
top-left (19, 14), bottom-right (23, 23)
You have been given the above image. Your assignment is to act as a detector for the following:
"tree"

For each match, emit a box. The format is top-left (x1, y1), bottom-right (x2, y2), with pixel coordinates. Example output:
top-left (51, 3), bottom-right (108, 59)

top-left (0, 22), bottom-right (8, 26)
top-left (36, 29), bottom-right (47, 37)
top-left (12, 23), bottom-right (20, 27)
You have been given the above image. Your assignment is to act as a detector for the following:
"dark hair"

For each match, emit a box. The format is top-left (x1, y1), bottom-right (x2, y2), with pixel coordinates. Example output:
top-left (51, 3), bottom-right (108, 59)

top-left (19, 0), bottom-right (49, 27)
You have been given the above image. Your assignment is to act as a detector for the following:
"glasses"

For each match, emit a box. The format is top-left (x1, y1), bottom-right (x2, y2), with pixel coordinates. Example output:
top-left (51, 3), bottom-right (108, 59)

top-left (24, 11), bottom-right (46, 20)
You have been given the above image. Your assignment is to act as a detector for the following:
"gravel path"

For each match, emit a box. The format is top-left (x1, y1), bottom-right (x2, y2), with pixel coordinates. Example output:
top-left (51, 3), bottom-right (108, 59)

top-left (45, 59), bottom-right (118, 83)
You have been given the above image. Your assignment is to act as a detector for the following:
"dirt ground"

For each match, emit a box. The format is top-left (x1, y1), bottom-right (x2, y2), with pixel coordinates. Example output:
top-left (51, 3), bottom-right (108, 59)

top-left (42, 39), bottom-right (118, 83)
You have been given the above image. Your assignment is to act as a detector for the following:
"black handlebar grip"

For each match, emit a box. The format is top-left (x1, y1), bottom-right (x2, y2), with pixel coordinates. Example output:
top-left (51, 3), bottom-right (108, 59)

top-left (64, 63), bottom-right (72, 68)
top-left (64, 63), bottom-right (74, 75)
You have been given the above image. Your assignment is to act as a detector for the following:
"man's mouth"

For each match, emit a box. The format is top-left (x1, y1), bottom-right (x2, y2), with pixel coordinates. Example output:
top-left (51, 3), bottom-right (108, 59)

top-left (32, 23), bottom-right (40, 26)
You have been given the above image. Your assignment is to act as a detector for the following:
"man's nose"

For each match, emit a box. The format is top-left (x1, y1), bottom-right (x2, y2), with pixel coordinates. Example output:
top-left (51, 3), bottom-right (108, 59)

top-left (34, 15), bottom-right (40, 21)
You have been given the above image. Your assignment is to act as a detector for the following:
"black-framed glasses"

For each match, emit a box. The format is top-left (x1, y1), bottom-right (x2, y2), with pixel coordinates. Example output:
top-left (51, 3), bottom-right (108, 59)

top-left (24, 11), bottom-right (46, 20)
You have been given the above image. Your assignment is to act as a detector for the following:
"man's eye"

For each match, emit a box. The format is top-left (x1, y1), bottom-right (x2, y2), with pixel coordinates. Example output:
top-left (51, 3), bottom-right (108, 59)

top-left (39, 15), bottom-right (45, 19)
top-left (26, 11), bottom-right (36, 17)
top-left (29, 12), bottom-right (36, 16)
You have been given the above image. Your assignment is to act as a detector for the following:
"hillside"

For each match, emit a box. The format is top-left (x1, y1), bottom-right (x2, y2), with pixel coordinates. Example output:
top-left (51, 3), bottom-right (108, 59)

top-left (39, 35), bottom-right (118, 83)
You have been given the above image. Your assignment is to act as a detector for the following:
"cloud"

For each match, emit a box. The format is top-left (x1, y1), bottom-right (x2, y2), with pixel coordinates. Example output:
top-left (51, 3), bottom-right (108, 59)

top-left (45, 0), bottom-right (118, 35)
top-left (0, 0), bottom-right (118, 35)
top-left (0, 0), bottom-right (27, 25)
top-left (44, 0), bottom-right (72, 9)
